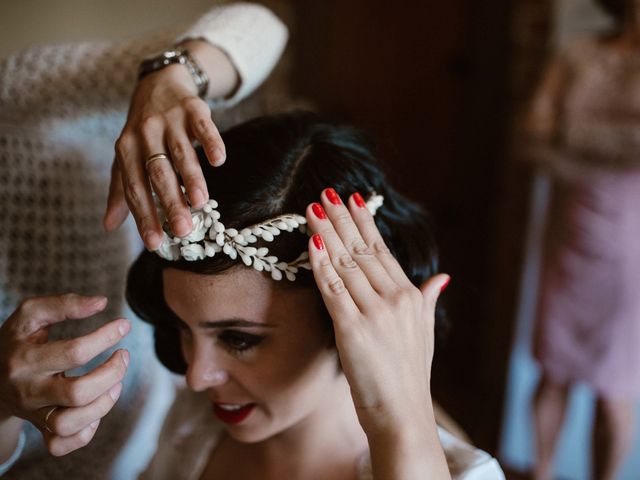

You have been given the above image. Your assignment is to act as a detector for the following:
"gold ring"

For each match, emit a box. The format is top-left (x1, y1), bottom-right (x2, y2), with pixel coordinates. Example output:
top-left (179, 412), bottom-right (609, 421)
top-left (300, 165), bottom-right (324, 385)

top-left (44, 406), bottom-right (58, 434)
top-left (145, 153), bottom-right (170, 169)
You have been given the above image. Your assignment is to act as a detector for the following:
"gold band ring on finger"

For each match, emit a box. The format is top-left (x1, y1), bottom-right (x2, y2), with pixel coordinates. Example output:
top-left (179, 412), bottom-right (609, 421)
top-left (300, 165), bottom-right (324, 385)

top-left (44, 406), bottom-right (59, 434)
top-left (145, 153), bottom-right (170, 170)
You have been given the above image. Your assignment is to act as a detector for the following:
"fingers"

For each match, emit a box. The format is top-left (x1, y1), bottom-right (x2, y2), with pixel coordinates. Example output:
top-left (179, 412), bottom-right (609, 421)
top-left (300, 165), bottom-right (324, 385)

top-left (186, 101), bottom-right (225, 166)
top-left (321, 189), bottom-right (400, 295)
top-left (36, 319), bottom-right (131, 373)
top-left (115, 132), bottom-right (163, 249)
top-left (43, 383), bottom-right (122, 438)
top-left (307, 233), bottom-right (360, 325)
top-left (166, 128), bottom-right (209, 208)
top-left (141, 125), bottom-right (193, 239)
top-left (103, 160), bottom-right (130, 231)
top-left (346, 192), bottom-right (415, 289)
top-left (46, 349), bottom-right (129, 408)
top-left (44, 419), bottom-right (101, 457)
top-left (305, 200), bottom-right (377, 312)
top-left (10, 294), bottom-right (107, 339)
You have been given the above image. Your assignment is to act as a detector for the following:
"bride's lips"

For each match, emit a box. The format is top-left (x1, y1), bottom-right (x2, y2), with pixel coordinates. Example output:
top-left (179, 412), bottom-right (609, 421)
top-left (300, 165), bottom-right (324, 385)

top-left (212, 403), bottom-right (256, 425)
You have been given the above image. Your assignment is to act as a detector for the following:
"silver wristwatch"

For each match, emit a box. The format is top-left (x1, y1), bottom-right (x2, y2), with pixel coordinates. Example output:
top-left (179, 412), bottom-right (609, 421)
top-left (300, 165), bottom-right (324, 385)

top-left (138, 48), bottom-right (209, 98)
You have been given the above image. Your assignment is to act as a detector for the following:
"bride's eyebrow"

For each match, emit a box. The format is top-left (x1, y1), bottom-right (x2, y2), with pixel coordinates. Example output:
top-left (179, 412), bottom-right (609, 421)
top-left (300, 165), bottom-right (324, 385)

top-left (198, 318), bottom-right (277, 329)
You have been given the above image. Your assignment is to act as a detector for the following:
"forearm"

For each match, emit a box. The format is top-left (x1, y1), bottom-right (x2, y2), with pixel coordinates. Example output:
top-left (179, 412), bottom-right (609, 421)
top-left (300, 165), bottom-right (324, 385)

top-left (366, 402), bottom-right (451, 480)
top-left (0, 414), bottom-right (24, 466)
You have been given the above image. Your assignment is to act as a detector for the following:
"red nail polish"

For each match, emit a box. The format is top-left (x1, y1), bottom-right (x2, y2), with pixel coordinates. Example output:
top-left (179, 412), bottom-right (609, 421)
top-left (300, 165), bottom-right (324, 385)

top-left (312, 234), bottom-right (325, 251)
top-left (439, 277), bottom-right (451, 293)
top-left (353, 192), bottom-right (366, 208)
top-left (311, 203), bottom-right (327, 219)
top-left (325, 188), bottom-right (342, 205)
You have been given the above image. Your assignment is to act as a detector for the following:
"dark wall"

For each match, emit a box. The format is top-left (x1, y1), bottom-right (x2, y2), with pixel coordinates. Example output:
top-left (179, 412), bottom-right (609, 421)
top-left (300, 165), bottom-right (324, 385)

top-left (292, 1), bottom-right (518, 452)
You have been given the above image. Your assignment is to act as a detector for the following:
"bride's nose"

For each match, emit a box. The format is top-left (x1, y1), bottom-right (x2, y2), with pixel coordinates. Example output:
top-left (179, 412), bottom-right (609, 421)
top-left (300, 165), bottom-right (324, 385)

top-left (185, 343), bottom-right (229, 392)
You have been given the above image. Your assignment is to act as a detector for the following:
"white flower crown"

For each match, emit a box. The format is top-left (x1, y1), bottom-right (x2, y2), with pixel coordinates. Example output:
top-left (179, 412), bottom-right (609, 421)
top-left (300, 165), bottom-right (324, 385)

top-left (153, 190), bottom-right (385, 281)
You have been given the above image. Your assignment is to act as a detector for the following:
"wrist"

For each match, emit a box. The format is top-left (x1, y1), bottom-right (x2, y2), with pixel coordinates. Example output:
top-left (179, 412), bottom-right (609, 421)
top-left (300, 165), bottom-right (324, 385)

top-left (177, 40), bottom-right (239, 100)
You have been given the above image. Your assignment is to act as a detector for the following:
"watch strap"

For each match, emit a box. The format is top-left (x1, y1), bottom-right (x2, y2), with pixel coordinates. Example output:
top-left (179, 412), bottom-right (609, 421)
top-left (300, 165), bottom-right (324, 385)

top-left (138, 48), bottom-right (209, 98)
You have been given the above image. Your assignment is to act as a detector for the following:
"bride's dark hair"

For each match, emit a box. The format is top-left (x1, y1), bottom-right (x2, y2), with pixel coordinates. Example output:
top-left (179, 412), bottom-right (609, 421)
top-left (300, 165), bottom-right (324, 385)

top-left (127, 111), bottom-right (442, 373)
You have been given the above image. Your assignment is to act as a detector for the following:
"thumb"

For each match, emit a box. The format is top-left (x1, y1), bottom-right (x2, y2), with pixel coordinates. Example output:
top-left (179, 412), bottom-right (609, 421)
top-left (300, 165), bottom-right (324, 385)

top-left (418, 273), bottom-right (451, 308)
top-left (103, 160), bottom-right (130, 232)
top-left (12, 294), bottom-right (108, 338)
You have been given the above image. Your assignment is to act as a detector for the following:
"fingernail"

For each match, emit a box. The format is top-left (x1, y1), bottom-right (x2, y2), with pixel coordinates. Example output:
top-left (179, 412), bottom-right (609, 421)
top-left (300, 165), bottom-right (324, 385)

top-left (122, 350), bottom-right (130, 367)
top-left (118, 320), bottom-right (130, 336)
top-left (439, 277), bottom-right (451, 293)
top-left (90, 420), bottom-right (100, 429)
top-left (312, 234), bottom-right (324, 251)
top-left (353, 192), bottom-right (366, 208)
top-left (109, 383), bottom-right (123, 401)
top-left (325, 188), bottom-right (342, 205)
top-left (143, 231), bottom-right (161, 250)
top-left (213, 148), bottom-right (226, 166)
top-left (89, 296), bottom-right (107, 308)
top-left (311, 203), bottom-right (327, 220)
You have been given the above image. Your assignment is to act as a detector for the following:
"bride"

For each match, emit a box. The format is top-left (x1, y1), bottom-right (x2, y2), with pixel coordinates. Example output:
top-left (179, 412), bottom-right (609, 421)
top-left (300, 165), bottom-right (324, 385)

top-left (127, 111), bottom-right (504, 479)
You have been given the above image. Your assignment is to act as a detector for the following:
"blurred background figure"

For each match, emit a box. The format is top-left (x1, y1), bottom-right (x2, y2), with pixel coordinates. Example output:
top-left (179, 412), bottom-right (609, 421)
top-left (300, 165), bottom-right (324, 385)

top-left (501, 0), bottom-right (640, 479)
top-left (529, 0), bottom-right (640, 478)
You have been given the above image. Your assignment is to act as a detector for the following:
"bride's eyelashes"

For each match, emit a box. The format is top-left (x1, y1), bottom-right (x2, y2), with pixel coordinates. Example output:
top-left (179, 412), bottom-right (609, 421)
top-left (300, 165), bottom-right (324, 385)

top-left (218, 330), bottom-right (265, 353)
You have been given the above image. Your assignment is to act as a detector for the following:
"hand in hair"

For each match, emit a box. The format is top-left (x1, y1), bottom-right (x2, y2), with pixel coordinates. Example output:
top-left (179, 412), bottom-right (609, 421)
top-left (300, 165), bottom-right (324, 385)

top-left (103, 40), bottom-right (238, 250)
top-left (306, 188), bottom-right (451, 479)
top-left (0, 294), bottom-right (129, 457)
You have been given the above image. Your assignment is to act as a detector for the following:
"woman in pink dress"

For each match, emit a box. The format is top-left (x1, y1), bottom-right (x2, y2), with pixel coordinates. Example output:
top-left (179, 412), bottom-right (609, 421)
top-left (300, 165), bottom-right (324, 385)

top-left (528, 1), bottom-right (640, 478)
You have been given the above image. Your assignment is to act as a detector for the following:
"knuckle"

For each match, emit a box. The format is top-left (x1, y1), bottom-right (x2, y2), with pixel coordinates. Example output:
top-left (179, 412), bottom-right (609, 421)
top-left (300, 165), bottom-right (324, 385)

top-left (123, 180), bottom-right (145, 207)
top-left (165, 202), bottom-right (186, 221)
top-left (327, 276), bottom-right (347, 295)
top-left (182, 173), bottom-right (203, 190)
top-left (169, 141), bottom-right (190, 162)
top-left (334, 212), bottom-right (354, 227)
top-left (336, 254), bottom-right (358, 271)
top-left (349, 239), bottom-right (373, 257)
top-left (59, 292), bottom-right (80, 305)
top-left (147, 162), bottom-right (172, 186)
top-left (371, 239), bottom-right (391, 256)
top-left (114, 133), bottom-right (133, 161)
top-left (318, 255), bottom-right (333, 269)
top-left (63, 382), bottom-right (88, 406)
top-left (390, 288), bottom-right (419, 308)
top-left (50, 414), bottom-right (70, 436)
top-left (17, 297), bottom-right (38, 316)
top-left (181, 96), bottom-right (203, 112)
top-left (78, 426), bottom-right (94, 446)
top-left (139, 116), bottom-right (161, 137)
top-left (46, 438), bottom-right (63, 456)
top-left (65, 342), bottom-right (87, 366)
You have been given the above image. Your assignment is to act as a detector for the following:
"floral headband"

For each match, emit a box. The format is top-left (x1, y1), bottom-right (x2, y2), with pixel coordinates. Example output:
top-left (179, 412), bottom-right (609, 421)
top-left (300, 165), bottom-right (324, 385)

top-left (153, 190), bottom-right (384, 281)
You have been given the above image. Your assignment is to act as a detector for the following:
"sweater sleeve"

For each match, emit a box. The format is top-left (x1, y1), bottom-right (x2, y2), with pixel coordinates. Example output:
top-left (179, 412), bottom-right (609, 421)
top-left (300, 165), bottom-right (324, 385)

top-left (176, 2), bottom-right (288, 107)
top-left (0, 2), bottom-right (287, 124)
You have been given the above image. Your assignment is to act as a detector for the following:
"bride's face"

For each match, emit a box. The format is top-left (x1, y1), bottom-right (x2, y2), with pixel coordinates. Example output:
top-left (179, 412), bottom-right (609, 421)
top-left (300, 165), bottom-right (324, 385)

top-left (163, 267), bottom-right (339, 443)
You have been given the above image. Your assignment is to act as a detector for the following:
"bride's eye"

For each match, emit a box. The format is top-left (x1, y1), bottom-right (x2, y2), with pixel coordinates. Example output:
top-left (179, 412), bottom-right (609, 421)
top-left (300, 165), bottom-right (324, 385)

top-left (218, 330), bottom-right (265, 352)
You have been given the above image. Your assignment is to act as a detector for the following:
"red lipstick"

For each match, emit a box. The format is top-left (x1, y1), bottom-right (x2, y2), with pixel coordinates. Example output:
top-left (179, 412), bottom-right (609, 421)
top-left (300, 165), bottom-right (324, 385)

top-left (212, 403), bottom-right (255, 425)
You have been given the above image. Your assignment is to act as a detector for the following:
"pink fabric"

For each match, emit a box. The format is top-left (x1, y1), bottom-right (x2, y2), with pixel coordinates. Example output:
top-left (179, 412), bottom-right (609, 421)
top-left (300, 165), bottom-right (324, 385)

top-left (534, 39), bottom-right (640, 399)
